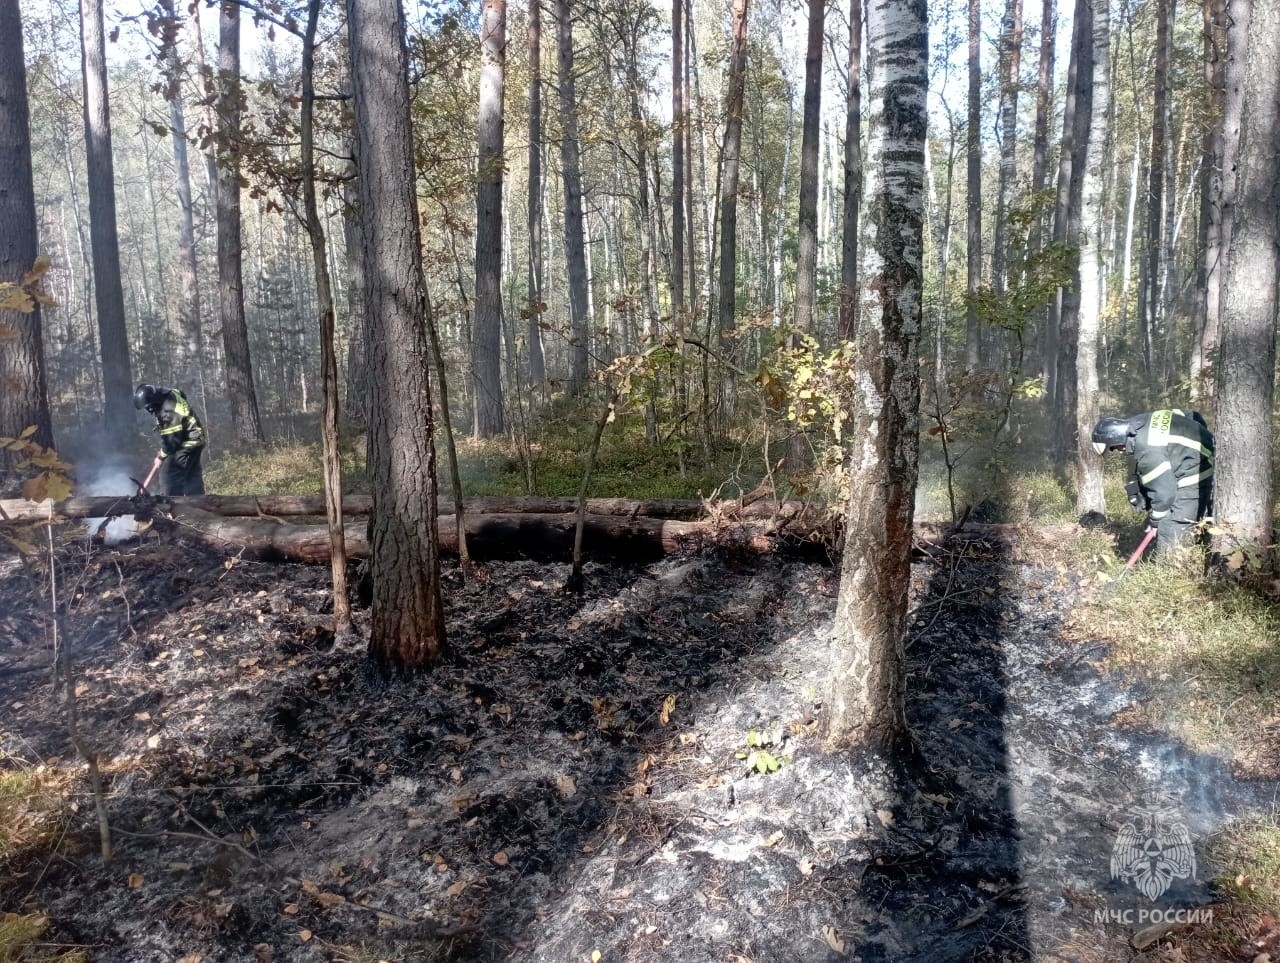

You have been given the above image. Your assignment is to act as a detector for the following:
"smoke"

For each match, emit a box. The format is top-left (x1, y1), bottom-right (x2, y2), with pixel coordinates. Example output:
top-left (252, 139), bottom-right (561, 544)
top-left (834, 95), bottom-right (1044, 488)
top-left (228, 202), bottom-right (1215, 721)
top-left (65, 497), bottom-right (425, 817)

top-left (78, 455), bottom-right (147, 546)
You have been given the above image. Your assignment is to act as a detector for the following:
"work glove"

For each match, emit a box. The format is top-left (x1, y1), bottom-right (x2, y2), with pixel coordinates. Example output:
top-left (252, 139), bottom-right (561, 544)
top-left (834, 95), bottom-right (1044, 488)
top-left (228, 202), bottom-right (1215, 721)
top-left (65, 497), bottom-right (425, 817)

top-left (1146, 510), bottom-right (1168, 531)
top-left (1124, 478), bottom-right (1144, 511)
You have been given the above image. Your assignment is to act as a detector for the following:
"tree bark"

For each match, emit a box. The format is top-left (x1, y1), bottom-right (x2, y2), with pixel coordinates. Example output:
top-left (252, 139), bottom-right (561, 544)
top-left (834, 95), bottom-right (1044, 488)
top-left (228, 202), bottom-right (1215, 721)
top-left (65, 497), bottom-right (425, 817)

top-left (837, 0), bottom-right (863, 342)
top-left (822, 0), bottom-right (926, 754)
top-left (473, 0), bottom-right (506, 436)
top-left (301, 0), bottom-right (351, 632)
top-left (793, 0), bottom-right (823, 336)
top-left (991, 0), bottom-right (1024, 294)
top-left (554, 0), bottom-right (591, 395)
top-left (80, 0), bottom-right (134, 442)
top-left (526, 0), bottom-right (547, 384)
top-left (216, 1), bottom-right (265, 442)
top-left (347, 0), bottom-right (449, 667)
top-left (716, 0), bottom-right (749, 367)
top-left (0, 0), bottom-right (53, 452)
top-left (1139, 0), bottom-right (1172, 375)
top-left (1216, 0), bottom-right (1277, 553)
top-left (1075, 0), bottom-right (1109, 516)
top-left (964, 0), bottom-right (982, 369)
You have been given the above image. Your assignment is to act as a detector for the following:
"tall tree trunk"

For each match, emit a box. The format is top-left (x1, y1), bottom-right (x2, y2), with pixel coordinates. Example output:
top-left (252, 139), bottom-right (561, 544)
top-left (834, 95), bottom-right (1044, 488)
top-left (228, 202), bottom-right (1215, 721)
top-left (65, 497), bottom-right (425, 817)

top-left (822, 0), bottom-right (926, 754)
top-left (1044, 1), bottom-right (1086, 408)
top-left (991, 0), bottom-right (1024, 294)
top-left (342, 163), bottom-right (368, 427)
top-left (772, 86), bottom-right (794, 329)
top-left (473, 0), bottom-right (506, 436)
top-left (1075, 0), bottom-right (1109, 516)
top-left (161, 4), bottom-right (206, 411)
top-left (671, 0), bottom-right (685, 327)
top-left (964, 0), bottom-right (982, 369)
top-left (1216, 0), bottom-right (1276, 553)
top-left (1027, 0), bottom-right (1054, 364)
top-left (80, 0), bottom-right (134, 442)
top-left (301, 0), bottom-right (351, 632)
top-left (0, 0), bottom-right (53, 452)
top-left (1052, 0), bottom-right (1092, 466)
top-left (216, 1), bottom-right (265, 441)
top-left (347, 0), bottom-right (448, 667)
top-left (1192, 0), bottom-right (1229, 402)
top-left (838, 0), bottom-right (863, 342)
top-left (717, 0), bottom-right (749, 363)
top-left (793, 0), bottom-right (824, 336)
top-left (526, 0), bottom-right (547, 384)
top-left (1140, 0), bottom-right (1172, 375)
top-left (554, 0), bottom-right (590, 395)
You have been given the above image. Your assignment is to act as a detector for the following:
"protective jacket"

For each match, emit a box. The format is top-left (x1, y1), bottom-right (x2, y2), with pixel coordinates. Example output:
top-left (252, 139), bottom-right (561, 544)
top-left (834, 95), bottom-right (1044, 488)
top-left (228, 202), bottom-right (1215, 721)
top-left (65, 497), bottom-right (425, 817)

top-left (151, 388), bottom-right (205, 459)
top-left (1125, 409), bottom-right (1214, 526)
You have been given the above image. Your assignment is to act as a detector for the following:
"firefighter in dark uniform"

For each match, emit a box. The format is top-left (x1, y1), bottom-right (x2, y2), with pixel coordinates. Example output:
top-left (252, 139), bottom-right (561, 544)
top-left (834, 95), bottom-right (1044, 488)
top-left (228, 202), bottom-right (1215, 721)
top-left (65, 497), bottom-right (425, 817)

top-left (134, 383), bottom-right (206, 495)
top-left (1091, 409), bottom-right (1214, 550)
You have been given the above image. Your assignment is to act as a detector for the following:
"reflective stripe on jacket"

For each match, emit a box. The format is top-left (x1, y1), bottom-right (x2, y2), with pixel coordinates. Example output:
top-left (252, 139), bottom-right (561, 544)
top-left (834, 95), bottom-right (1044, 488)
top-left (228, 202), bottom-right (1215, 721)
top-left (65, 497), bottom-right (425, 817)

top-left (155, 388), bottom-right (205, 457)
top-left (1126, 409), bottom-right (1214, 518)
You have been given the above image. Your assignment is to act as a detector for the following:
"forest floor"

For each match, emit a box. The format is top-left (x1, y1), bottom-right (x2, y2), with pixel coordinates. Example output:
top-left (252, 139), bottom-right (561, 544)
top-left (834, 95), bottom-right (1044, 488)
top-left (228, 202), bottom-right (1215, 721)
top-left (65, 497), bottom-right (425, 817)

top-left (1, 522), bottom-right (1278, 963)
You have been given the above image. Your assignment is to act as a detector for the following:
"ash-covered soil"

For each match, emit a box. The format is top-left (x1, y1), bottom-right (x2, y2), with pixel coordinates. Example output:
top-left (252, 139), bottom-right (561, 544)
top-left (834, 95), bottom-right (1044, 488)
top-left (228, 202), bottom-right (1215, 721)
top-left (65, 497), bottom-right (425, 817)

top-left (0, 526), bottom-right (1276, 963)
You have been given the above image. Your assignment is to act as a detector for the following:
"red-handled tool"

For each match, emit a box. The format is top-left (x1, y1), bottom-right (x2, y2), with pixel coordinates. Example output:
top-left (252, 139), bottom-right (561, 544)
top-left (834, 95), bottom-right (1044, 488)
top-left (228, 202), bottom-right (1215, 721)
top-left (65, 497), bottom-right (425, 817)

top-left (1107, 525), bottom-right (1157, 594)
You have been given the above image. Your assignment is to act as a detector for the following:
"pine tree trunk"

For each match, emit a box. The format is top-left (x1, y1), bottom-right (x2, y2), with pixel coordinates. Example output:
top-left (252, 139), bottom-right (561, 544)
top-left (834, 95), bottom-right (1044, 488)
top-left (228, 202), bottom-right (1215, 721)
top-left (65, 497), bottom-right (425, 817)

top-left (0, 0), bottom-right (53, 452)
top-left (1075, 0), bottom-right (1109, 516)
top-left (1216, 0), bottom-right (1277, 553)
top-left (80, 0), bottom-right (134, 442)
top-left (554, 0), bottom-right (591, 395)
top-left (717, 0), bottom-right (749, 364)
top-left (1193, 0), bottom-right (1229, 401)
top-left (347, 0), bottom-right (448, 667)
top-left (526, 0), bottom-right (547, 385)
top-left (793, 0), bottom-right (823, 336)
top-left (216, 1), bottom-right (265, 442)
top-left (837, 0), bottom-right (863, 342)
top-left (964, 0), bottom-right (983, 369)
top-left (822, 0), bottom-right (926, 754)
top-left (473, 0), bottom-right (506, 436)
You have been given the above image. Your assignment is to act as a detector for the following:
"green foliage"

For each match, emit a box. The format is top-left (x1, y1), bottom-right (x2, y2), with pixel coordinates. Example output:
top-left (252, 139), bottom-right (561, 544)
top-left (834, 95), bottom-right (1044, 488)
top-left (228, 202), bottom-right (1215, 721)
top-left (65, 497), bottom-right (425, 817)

top-left (1209, 816), bottom-right (1280, 909)
top-left (0, 431), bottom-right (74, 555)
top-left (735, 728), bottom-right (784, 775)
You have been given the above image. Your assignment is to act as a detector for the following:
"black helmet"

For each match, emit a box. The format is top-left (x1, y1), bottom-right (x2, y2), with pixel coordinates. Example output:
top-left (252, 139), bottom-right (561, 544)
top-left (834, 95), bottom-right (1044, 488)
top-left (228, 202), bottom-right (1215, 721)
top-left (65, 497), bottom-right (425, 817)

top-left (1091, 416), bottom-right (1130, 454)
top-left (134, 383), bottom-right (161, 411)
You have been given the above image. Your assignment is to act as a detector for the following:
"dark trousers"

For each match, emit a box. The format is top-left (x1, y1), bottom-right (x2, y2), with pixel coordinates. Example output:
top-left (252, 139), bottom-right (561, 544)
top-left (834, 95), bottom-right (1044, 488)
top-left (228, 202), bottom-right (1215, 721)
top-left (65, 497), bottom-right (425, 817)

top-left (165, 447), bottom-right (205, 496)
top-left (1155, 482), bottom-right (1212, 551)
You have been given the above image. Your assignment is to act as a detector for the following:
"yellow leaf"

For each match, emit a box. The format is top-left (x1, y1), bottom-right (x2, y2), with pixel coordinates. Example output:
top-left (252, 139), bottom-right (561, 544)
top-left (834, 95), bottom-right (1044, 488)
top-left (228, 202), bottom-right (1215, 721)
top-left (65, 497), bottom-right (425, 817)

top-left (298, 929), bottom-right (312, 942)
top-left (492, 851), bottom-right (509, 866)
top-left (21, 473), bottom-right (49, 503)
top-left (659, 694), bottom-right (677, 726)
top-left (127, 873), bottom-right (145, 888)
top-left (591, 952), bottom-right (602, 963)
top-left (43, 472), bottom-right (73, 502)
top-left (18, 424), bottom-right (36, 439)
top-left (0, 285), bottom-right (33, 313)
top-left (20, 255), bottom-right (51, 286)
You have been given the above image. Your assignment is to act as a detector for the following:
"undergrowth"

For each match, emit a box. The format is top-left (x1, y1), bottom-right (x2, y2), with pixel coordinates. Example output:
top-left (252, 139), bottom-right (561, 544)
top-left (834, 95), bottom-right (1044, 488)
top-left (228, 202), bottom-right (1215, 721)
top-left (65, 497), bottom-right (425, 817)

top-left (0, 913), bottom-right (85, 963)
top-left (1209, 815), bottom-right (1280, 909)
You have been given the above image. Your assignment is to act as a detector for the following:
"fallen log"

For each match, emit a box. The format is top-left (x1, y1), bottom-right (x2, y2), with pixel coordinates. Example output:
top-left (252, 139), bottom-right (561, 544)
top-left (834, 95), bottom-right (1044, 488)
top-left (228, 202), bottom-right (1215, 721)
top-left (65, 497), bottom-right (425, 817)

top-left (0, 493), bottom-right (819, 523)
top-left (155, 505), bottom-right (834, 562)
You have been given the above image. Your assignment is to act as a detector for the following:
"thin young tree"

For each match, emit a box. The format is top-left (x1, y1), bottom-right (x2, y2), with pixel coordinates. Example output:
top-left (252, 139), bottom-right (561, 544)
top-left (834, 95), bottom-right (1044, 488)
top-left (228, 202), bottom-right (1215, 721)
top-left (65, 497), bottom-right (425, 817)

top-left (1075, 0), bottom-right (1109, 516)
top-left (554, 0), bottom-right (591, 395)
top-left (216, 0), bottom-right (265, 442)
top-left (80, 0), bottom-right (133, 441)
top-left (0, 0), bottom-right (53, 451)
top-left (1216, 0), bottom-right (1277, 555)
top-left (822, 0), bottom-right (927, 753)
top-left (473, 0), bottom-right (506, 436)
top-left (347, 0), bottom-right (448, 667)
top-left (300, 0), bottom-right (350, 632)
top-left (837, 0), bottom-right (863, 342)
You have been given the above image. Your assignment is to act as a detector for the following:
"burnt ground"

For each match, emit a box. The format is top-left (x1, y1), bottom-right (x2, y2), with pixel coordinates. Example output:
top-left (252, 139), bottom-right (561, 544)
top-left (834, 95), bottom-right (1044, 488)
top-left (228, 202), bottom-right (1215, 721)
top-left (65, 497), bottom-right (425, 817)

top-left (0, 525), bottom-right (1277, 963)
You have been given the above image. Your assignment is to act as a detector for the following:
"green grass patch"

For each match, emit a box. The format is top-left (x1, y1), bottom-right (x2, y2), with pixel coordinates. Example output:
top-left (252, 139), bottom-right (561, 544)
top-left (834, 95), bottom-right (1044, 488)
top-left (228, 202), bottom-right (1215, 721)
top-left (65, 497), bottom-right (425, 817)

top-left (1084, 552), bottom-right (1280, 753)
top-left (205, 439), bottom-right (368, 496)
top-left (0, 769), bottom-right (60, 857)
top-left (1209, 815), bottom-right (1280, 909)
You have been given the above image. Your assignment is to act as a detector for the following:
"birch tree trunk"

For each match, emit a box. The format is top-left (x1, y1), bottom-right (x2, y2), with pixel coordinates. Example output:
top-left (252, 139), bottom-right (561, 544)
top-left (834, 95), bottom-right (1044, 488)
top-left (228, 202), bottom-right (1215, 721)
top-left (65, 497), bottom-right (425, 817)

top-left (964, 0), bottom-right (983, 369)
top-left (991, 0), bottom-right (1023, 294)
top-left (347, 0), bottom-right (449, 667)
top-left (0, 0), bottom-right (53, 451)
top-left (1075, 0), bottom-right (1109, 516)
top-left (716, 0), bottom-right (749, 367)
top-left (473, 0), bottom-right (506, 436)
top-left (1216, 0), bottom-right (1277, 553)
top-left (80, 0), bottom-right (134, 442)
top-left (822, 0), bottom-right (926, 754)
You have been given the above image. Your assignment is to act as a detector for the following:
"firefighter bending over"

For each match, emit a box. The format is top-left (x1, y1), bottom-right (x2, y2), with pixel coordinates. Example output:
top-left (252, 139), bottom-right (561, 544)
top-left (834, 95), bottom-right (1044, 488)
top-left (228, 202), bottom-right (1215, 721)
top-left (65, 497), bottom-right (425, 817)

top-left (134, 383), bottom-right (206, 496)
